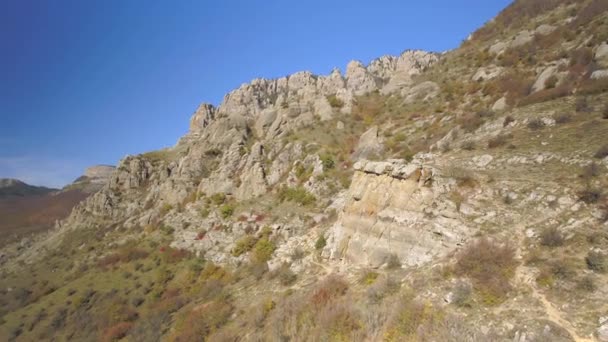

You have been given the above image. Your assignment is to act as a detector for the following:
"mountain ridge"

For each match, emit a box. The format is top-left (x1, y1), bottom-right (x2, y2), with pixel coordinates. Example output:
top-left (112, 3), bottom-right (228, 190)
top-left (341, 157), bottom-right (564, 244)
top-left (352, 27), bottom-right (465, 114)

top-left (2, 1), bottom-right (608, 340)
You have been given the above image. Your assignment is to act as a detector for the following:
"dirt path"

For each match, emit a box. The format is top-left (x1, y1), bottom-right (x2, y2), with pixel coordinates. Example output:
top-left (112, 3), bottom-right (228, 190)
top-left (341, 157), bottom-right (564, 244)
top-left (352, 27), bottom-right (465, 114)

top-left (513, 221), bottom-right (596, 342)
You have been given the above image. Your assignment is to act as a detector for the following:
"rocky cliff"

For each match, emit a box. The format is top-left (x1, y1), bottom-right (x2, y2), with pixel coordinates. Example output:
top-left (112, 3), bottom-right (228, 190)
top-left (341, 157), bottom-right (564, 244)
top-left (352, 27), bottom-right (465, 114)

top-left (3, 1), bottom-right (608, 340)
top-left (325, 157), bottom-right (469, 268)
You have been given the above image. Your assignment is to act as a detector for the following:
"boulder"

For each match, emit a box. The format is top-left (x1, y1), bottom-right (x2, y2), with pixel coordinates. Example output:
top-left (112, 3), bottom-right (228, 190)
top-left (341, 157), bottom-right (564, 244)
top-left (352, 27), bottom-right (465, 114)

top-left (531, 66), bottom-right (558, 93)
top-left (492, 97), bottom-right (507, 111)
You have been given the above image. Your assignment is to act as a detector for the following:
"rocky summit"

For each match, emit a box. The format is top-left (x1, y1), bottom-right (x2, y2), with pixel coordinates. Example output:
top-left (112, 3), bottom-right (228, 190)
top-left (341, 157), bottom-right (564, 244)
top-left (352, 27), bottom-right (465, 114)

top-left (2, 1), bottom-right (608, 341)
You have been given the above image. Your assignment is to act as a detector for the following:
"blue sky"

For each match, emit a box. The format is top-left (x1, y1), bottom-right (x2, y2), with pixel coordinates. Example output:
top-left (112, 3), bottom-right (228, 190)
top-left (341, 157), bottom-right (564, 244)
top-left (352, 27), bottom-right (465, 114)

top-left (0, 0), bottom-right (511, 188)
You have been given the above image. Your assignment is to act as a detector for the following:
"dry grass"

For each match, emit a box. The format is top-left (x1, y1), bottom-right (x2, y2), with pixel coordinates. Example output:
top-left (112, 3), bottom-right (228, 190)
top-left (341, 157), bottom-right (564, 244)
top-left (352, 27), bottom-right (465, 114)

top-left (455, 237), bottom-right (517, 305)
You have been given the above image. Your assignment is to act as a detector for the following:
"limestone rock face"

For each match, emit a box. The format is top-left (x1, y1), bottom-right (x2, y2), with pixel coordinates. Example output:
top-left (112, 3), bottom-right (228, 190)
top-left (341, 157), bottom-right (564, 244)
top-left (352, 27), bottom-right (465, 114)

top-left (472, 65), bottom-right (504, 82)
top-left (492, 97), bottom-right (507, 111)
top-left (189, 103), bottom-right (216, 132)
top-left (596, 42), bottom-right (608, 63)
top-left (532, 66), bottom-right (559, 92)
top-left (83, 165), bottom-right (115, 184)
top-left (324, 157), bottom-right (469, 268)
top-left (352, 126), bottom-right (384, 160)
top-left (591, 69), bottom-right (608, 80)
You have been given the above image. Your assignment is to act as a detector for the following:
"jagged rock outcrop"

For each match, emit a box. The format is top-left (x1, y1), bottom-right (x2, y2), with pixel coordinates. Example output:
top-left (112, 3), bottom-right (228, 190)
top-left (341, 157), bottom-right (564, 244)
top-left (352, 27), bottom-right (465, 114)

top-left (324, 156), bottom-right (469, 268)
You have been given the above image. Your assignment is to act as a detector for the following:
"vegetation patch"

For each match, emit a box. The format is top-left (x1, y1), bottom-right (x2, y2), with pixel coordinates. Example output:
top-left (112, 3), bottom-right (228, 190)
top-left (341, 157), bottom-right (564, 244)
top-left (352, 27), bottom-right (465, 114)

top-left (455, 237), bottom-right (517, 305)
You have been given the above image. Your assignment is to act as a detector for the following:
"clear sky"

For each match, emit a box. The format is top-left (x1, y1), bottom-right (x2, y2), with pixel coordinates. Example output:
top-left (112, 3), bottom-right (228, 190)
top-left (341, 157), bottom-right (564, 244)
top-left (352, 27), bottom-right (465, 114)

top-left (0, 0), bottom-right (511, 188)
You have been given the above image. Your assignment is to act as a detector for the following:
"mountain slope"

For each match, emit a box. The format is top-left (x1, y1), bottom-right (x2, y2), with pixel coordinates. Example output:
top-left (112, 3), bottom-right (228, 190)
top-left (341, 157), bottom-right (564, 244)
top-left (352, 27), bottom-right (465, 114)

top-left (0, 179), bottom-right (56, 198)
top-left (1, 0), bottom-right (608, 341)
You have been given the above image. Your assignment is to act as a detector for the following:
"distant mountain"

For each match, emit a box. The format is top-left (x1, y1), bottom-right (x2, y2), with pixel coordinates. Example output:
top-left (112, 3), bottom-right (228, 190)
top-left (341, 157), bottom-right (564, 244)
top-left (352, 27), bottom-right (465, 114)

top-left (0, 178), bottom-right (57, 198)
top-left (64, 165), bottom-right (116, 193)
top-left (0, 165), bottom-right (115, 246)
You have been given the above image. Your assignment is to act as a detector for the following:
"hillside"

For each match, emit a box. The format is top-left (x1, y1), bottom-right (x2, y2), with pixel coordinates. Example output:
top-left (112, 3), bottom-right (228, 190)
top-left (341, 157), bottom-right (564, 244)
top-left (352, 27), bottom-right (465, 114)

top-left (0, 166), bottom-right (115, 247)
top-left (1, 0), bottom-right (608, 341)
top-left (0, 179), bottom-right (56, 198)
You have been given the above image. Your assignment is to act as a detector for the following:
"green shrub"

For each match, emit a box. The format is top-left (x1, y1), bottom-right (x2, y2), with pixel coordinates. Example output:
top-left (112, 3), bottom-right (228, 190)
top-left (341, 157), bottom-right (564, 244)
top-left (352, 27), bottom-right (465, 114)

top-left (210, 193), bottom-right (226, 205)
top-left (527, 118), bottom-right (545, 130)
top-left (200, 207), bottom-right (210, 218)
top-left (160, 203), bottom-right (173, 215)
top-left (326, 94), bottom-right (344, 108)
top-left (277, 186), bottom-right (316, 206)
top-left (320, 154), bottom-right (335, 170)
top-left (253, 238), bottom-right (276, 262)
top-left (232, 235), bottom-right (257, 257)
top-left (360, 270), bottom-right (379, 285)
top-left (315, 234), bottom-right (327, 250)
top-left (220, 204), bottom-right (234, 219)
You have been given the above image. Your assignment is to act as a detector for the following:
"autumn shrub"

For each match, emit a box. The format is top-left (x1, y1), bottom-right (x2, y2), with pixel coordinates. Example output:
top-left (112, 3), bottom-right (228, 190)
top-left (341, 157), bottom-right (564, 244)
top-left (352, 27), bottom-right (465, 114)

top-left (101, 322), bottom-right (133, 342)
top-left (572, 0), bottom-right (608, 27)
top-left (578, 77), bottom-right (608, 95)
top-left (97, 247), bottom-right (149, 269)
top-left (158, 246), bottom-right (191, 264)
top-left (445, 167), bottom-right (476, 187)
top-left (575, 97), bottom-right (590, 113)
top-left (311, 274), bottom-right (349, 307)
top-left (539, 227), bottom-right (564, 247)
top-left (488, 134), bottom-right (511, 149)
top-left (503, 115), bottom-right (515, 127)
top-left (172, 299), bottom-right (234, 341)
top-left (586, 251), bottom-right (607, 273)
top-left (544, 75), bottom-right (558, 89)
top-left (455, 237), bottom-right (517, 305)
top-left (457, 110), bottom-right (494, 132)
top-left (518, 85), bottom-right (572, 106)
top-left (569, 47), bottom-right (593, 68)
top-left (602, 103), bottom-right (608, 119)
